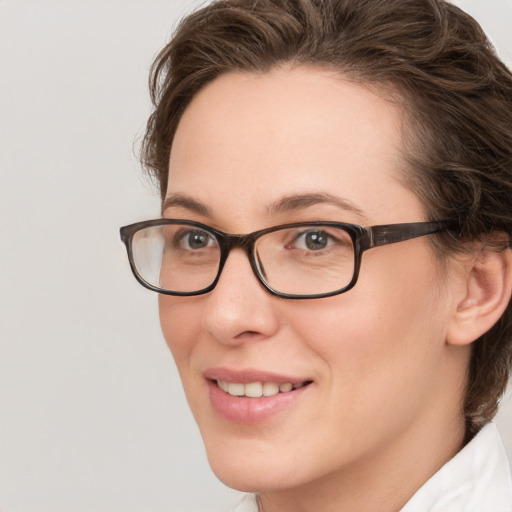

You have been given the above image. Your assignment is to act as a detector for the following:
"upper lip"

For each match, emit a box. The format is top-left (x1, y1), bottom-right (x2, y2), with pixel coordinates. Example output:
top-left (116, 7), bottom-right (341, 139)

top-left (203, 367), bottom-right (311, 385)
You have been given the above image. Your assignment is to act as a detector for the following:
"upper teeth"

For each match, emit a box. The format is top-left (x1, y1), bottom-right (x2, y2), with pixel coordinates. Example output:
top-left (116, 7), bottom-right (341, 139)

top-left (217, 380), bottom-right (304, 398)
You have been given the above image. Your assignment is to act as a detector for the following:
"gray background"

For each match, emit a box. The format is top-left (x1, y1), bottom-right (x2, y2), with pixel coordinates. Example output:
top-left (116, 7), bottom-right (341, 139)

top-left (1, 1), bottom-right (511, 511)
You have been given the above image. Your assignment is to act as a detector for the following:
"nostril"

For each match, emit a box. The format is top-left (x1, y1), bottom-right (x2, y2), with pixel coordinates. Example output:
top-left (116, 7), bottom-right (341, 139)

top-left (233, 330), bottom-right (263, 340)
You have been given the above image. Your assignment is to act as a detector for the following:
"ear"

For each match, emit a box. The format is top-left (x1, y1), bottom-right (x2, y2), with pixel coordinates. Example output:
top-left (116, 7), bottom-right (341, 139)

top-left (446, 247), bottom-right (512, 346)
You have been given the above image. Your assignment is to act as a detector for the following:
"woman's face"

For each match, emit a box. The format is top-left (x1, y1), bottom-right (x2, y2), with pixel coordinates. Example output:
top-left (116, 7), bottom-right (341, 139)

top-left (159, 67), bottom-right (462, 493)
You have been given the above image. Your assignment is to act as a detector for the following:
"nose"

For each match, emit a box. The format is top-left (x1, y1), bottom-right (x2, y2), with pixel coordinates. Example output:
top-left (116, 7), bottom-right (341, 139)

top-left (202, 248), bottom-right (280, 345)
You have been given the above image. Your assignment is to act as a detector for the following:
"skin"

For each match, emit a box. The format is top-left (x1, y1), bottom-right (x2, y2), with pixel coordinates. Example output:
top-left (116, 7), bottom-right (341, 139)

top-left (159, 67), bottom-right (473, 512)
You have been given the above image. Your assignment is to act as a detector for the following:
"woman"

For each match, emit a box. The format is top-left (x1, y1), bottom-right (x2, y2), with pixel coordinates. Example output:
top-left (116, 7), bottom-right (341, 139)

top-left (120, 0), bottom-right (512, 510)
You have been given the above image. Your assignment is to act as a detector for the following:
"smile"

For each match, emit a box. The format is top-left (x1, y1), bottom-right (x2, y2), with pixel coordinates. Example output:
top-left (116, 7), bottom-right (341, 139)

top-left (206, 371), bottom-right (313, 424)
top-left (216, 380), bottom-right (309, 398)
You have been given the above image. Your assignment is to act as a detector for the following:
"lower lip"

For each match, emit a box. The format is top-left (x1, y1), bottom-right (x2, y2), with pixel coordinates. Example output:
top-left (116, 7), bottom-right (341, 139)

top-left (207, 380), bottom-right (310, 425)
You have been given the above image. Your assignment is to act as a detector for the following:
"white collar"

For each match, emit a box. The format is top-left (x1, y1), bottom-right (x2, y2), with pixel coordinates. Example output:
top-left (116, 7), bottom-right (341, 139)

top-left (401, 422), bottom-right (512, 511)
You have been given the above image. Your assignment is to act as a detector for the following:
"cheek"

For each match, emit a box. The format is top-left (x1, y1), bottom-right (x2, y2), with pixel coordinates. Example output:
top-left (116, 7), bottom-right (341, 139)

top-left (289, 246), bottom-right (448, 414)
top-left (158, 295), bottom-right (204, 371)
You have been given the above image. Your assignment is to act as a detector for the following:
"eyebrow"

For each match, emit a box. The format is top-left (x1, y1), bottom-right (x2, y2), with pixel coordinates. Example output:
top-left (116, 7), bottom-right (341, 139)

top-left (162, 193), bottom-right (211, 216)
top-left (162, 191), bottom-right (366, 220)
top-left (267, 193), bottom-right (366, 220)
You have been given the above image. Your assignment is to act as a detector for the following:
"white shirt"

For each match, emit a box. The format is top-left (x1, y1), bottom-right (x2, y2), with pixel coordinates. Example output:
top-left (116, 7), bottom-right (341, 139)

top-left (232, 423), bottom-right (512, 512)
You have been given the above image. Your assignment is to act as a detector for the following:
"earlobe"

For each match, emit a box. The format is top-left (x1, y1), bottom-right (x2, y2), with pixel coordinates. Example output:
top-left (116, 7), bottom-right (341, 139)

top-left (446, 247), bottom-right (512, 346)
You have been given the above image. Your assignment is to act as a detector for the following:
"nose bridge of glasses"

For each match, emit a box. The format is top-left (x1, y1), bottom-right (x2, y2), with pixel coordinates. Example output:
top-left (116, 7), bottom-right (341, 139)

top-left (214, 232), bottom-right (267, 289)
top-left (221, 232), bottom-right (255, 255)
top-left (218, 232), bottom-right (267, 281)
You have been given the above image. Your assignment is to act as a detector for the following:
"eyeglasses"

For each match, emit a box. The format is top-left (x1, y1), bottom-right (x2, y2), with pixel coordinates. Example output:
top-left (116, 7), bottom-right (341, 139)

top-left (120, 219), bottom-right (449, 299)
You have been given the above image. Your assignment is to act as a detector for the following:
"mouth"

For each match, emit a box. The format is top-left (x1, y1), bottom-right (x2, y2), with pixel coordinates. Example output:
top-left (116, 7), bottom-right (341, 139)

top-left (204, 368), bottom-right (314, 423)
top-left (205, 370), bottom-right (313, 424)
top-left (215, 379), bottom-right (312, 398)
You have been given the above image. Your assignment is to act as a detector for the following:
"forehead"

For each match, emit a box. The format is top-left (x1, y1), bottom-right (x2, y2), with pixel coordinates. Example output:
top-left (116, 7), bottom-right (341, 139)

top-left (167, 67), bottom-right (423, 227)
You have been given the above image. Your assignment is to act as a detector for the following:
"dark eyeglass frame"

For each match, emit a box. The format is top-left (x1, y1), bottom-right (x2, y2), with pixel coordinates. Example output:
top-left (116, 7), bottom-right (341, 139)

top-left (120, 218), bottom-right (451, 300)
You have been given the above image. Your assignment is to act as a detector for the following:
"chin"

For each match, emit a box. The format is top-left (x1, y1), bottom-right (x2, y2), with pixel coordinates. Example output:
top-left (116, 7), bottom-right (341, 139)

top-left (208, 458), bottom-right (296, 493)
top-left (201, 434), bottom-right (313, 493)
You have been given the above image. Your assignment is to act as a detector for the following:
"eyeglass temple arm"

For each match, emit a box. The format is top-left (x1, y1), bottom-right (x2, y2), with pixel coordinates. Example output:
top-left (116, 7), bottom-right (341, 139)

top-left (365, 221), bottom-right (449, 250)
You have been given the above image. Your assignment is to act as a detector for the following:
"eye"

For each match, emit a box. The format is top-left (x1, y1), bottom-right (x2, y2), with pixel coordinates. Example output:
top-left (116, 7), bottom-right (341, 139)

top-left (293, 230), bottom-right (334, 251)
top-left (176, 229), bottom-right (216, 250)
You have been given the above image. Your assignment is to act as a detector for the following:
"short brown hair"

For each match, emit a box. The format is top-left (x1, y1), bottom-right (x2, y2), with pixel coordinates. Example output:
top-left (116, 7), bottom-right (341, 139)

top-left (141, 0), bottom-right (512, 436)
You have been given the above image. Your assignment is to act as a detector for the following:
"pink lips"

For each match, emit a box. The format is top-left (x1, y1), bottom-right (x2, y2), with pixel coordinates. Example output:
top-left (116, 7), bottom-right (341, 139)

top-left (204, 368), bottom-right (312, 425)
